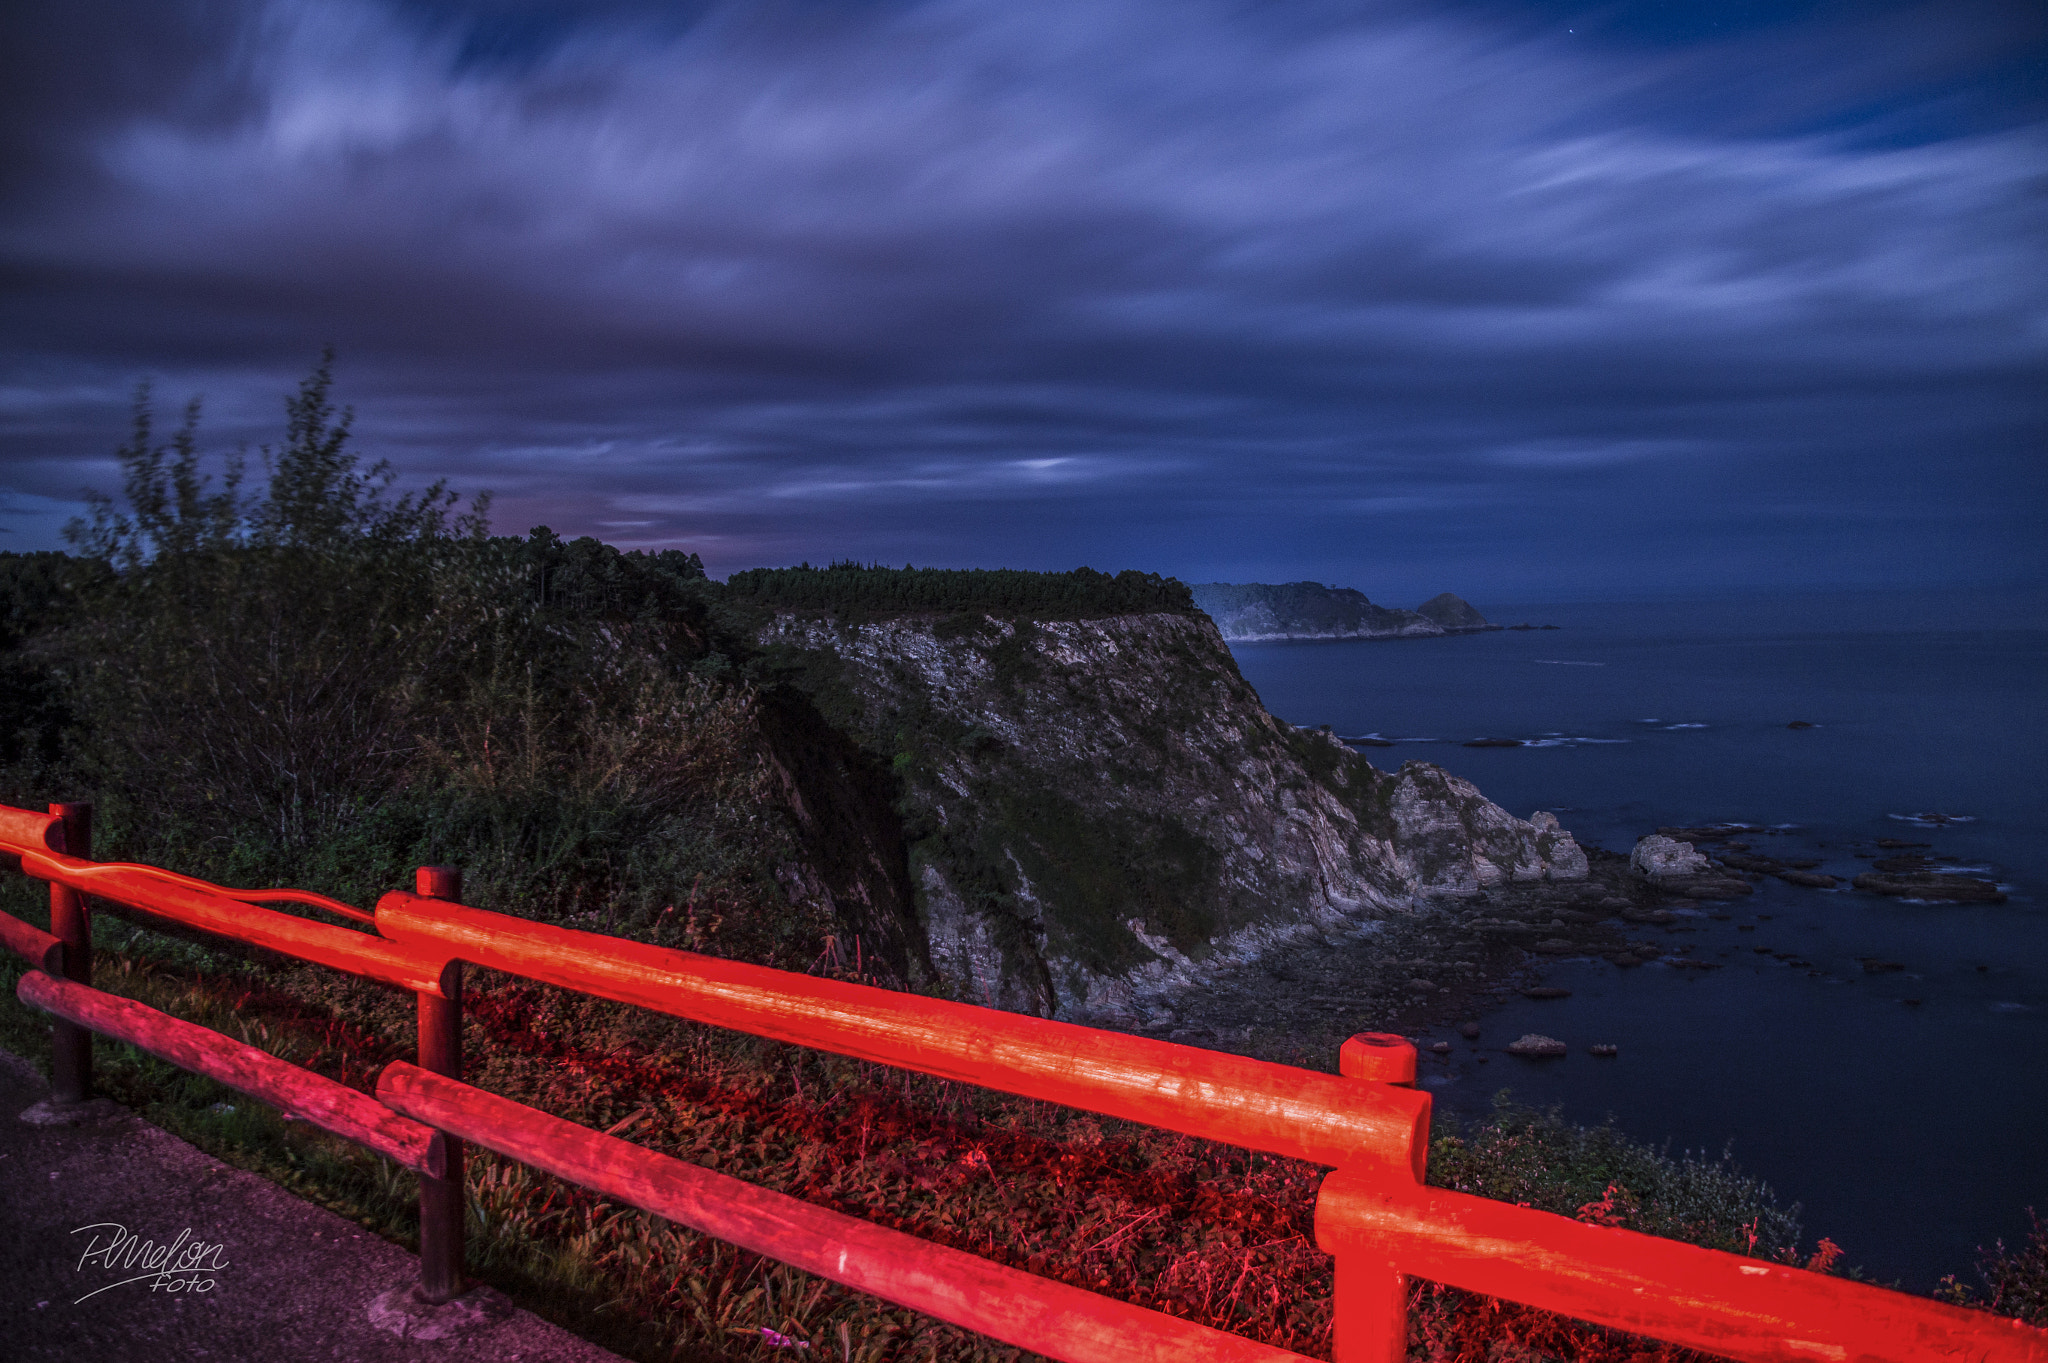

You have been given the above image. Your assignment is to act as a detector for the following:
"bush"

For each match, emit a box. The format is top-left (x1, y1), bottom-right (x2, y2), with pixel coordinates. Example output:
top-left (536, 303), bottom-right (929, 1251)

top-left (1428, 1095), bottom-right (1804, 1258)
top-left (1941, 1210), bottom-right (2048, 1325)
top-left (53, 355), bottom-right (489, 847)
top-left (11, 357), bottom-right (827, 966)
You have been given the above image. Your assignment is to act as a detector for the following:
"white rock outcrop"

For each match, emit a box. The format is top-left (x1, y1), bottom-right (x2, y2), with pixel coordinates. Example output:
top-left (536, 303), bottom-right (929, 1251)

top-left (1630, 834), bottom-right (1712, 880)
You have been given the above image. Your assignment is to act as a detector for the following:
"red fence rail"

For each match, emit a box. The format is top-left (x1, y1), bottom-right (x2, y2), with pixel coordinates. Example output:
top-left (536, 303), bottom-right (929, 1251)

top-left (1, 798), bottom-right (2043, 1363)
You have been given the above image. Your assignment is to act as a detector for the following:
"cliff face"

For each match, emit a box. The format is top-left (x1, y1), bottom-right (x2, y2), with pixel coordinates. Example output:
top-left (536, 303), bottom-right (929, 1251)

top-left (758, 609), bottom-right (1584, 1022)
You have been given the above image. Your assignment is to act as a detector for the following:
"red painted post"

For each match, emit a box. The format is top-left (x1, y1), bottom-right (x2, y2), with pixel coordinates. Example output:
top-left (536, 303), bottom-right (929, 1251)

top-left (414, 866), bottom-right (466, 1303)
top-left (1329, 1032), bottom-right (1420, 1363)
top-left (1339, 1032), bottom-right (1417, 1086)
top-left (47, 802), bottom-right (93, 1104)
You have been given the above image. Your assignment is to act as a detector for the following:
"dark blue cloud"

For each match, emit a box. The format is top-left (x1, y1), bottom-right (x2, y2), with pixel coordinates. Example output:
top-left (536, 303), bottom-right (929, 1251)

top-left (1, 0), bottom-right (2041, 598)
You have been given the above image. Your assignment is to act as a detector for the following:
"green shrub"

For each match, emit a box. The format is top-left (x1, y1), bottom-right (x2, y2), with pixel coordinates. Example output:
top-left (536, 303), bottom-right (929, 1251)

top-left (1428, 1095), bottom-right (1804, 1259)
top-left (2, 357), bottom-right (828, 968)
top-left (1941, 1211), bottom-right (2048, 1324)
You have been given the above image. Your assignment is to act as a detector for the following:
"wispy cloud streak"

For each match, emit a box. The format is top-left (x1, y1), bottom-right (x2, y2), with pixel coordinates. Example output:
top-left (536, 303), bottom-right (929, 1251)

top-left (0, 0), bottom-right (2041, 593)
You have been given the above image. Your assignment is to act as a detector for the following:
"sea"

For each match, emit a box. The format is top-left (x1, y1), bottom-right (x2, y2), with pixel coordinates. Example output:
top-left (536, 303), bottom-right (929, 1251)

top-left (1224, 588), bottom-right (2047, 1291)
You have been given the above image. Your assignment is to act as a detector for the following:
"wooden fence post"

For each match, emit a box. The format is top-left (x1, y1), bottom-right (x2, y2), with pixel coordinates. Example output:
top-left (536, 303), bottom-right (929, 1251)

top-left (1329, 1032), bottom-right (1420, 1363)
top-left (414, 866), bottom-right (466, 1303)
top-left (47, 802), bottom-right (93, 1105)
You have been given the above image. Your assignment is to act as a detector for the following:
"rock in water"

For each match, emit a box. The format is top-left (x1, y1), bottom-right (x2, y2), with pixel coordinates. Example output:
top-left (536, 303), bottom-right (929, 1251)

top-left (1521, 986), bottom-right (1572, 999)
top-left (1588, 1044), bottom-right (1619, 1057)
top-left (1777, 869), bottom-right (1839, 888)
top-left (1852, 872), bottom-right (2006, 904)
top-left (1508, 1034), bottom-right (1568, 1057)
top-left (1631, 834), bottom-right (1713, 880)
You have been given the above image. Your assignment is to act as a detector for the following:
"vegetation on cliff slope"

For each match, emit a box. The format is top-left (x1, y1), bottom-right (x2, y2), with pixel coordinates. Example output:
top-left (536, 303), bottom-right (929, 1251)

top-left (1, 361), bottom-right (837, 970)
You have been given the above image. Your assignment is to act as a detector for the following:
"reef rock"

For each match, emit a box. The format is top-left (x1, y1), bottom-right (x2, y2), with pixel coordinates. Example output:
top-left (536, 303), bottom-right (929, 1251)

top-left (1630, 835), bottom-right (1713, 881)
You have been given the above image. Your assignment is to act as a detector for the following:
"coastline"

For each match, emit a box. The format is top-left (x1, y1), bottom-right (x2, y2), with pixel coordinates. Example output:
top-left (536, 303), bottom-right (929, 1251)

top-left (1126, 845), bottom-right (1737, 1071)
top-left (1218, 626), bottom-right (1493, 643)
top-left (1213, 596), bottom-right (2047, 1289)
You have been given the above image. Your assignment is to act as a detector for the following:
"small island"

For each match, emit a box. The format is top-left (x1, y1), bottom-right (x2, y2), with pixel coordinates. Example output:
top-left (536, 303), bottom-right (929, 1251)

top-left (1189, 581), bottom-right (1499, 642)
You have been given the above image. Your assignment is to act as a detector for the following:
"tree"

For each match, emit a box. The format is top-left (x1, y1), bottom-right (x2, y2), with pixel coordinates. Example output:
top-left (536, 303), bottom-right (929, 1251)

top-left (57, 353), bottom-right (492, 849)
top-left (67, 349), bottom-right (487, 563)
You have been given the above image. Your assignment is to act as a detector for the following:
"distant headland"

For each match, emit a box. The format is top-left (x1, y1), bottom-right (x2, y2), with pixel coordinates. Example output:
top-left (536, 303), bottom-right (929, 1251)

top-left (1189, 582), bottom-right (1551, 641)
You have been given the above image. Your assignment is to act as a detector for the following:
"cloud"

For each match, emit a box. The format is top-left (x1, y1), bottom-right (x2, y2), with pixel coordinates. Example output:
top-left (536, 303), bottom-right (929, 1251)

top-left (0, 0), bottom-right (2042, 595)
top-left (1484, 439), bottom-right (1707, 470)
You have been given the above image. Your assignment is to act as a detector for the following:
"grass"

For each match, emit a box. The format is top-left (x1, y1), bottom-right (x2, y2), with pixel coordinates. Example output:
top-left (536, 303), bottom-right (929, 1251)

top-left (5, 865), bottom-right (1941, 1363)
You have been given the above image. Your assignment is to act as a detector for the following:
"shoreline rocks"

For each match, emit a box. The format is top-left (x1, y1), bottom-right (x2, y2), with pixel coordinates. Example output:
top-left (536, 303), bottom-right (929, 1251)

top-left (1101, 807), bottom-right (2019, 1076)
top-left (1630, 835), bottom-right (1713, 880)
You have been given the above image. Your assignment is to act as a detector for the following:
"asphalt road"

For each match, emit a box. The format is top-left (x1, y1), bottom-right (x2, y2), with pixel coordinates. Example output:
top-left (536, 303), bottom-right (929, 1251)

top-left (0, 1047), bottom-right (628, 1363)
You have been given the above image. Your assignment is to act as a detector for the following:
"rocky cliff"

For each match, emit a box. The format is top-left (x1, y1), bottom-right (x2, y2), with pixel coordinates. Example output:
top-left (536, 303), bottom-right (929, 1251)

top-left (755, 607), bottom-right (1584, 1023)
top-left (1189, 582), bottom-right (1495, 642)
top-left (1416, 592), bottom-right (1493, 632)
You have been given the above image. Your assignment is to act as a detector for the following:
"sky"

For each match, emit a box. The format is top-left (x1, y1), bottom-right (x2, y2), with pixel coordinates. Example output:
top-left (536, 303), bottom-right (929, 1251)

top-left (2, 0), bottom-right (2043, 602)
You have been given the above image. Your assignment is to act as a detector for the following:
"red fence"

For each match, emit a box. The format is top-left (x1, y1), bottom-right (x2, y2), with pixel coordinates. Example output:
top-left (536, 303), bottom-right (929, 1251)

top-left (2, 799), bottom-right (2043, 1363)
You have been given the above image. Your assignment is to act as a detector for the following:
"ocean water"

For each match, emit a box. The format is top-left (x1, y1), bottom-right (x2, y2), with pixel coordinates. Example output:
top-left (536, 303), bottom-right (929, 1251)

top-left (1225, 589), bottom-right (2047, 1290)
